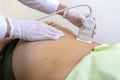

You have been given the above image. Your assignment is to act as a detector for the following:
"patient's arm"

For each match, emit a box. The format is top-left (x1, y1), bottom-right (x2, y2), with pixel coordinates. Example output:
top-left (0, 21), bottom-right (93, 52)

top-left (12, 22), bottom-right (99, 80)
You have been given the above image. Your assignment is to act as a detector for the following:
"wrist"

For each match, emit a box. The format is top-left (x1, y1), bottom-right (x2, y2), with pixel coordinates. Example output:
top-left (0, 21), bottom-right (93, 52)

top-left (57, 3), bottom-right (68, 16)
top-left (5, 18), bottom-right (11, 38)
top-left (5, 18), bottom-right (16, 39)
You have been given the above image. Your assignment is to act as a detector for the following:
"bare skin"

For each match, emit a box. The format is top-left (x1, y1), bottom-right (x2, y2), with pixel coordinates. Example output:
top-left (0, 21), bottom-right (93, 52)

top-left (0, 3), bottom-right (98, 80)
top-left (0, 39), bottom-right (11, 52)
top-left (12, 21), bottom-right (100, 80)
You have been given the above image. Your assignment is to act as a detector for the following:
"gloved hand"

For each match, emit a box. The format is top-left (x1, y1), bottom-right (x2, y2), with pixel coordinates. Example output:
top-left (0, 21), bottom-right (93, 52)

top-left (6, 18), bottom-right (64, 41)
top-left (63, 9), bottom-right (89, 28)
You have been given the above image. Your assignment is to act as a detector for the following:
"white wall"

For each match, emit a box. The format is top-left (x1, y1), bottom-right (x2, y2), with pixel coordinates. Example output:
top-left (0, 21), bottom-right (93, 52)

top-left (2, 0), bottom-right (120, 44)
top-left (0, 0), bottom-right (3, 14)
top-left (2, 0), bottom-right (45, 19)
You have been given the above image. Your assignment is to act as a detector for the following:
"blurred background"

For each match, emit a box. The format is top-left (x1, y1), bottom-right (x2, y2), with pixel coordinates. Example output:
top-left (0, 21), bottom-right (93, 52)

top-left (0, 0), bottom-right (120, 44)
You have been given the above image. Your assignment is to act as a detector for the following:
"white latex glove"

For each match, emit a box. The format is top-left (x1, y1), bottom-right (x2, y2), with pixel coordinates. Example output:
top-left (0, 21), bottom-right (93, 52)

top-left (6, 18), bottom-right (64, 41)
top-left (63, 9), bottom-right (88, 28)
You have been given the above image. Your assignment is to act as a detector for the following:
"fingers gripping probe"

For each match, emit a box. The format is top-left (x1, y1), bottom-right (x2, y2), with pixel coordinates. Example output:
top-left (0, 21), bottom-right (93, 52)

top-left (37, 4), bottom-right (95, 43)
top-left (76, 16), bottom-right (96, 43)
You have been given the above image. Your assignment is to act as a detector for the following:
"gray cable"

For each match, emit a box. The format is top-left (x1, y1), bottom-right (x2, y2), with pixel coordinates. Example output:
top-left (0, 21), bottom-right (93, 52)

top-left (37, 4), bottom-right (92, 20)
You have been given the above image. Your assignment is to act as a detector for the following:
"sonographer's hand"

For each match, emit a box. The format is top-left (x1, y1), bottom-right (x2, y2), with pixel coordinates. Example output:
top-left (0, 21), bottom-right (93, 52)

top-left (63, 9), bottom-right (88, 28)
top-left (6, 18), bottom-right (64, 41)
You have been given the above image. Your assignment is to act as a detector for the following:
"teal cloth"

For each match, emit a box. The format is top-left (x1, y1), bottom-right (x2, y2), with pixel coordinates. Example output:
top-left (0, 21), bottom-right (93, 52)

top-left (66, 43), bottom-right (120, 80)
top-left (0, 39), bottom-right (19, 80)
